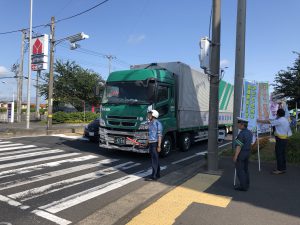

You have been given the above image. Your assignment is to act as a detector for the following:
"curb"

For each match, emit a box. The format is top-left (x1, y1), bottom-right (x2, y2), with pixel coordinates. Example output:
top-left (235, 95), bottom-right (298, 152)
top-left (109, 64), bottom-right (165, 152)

top-left (0, 127), bottom-right (84, 138)
top-left (75, 159), bottom-right (207, 225)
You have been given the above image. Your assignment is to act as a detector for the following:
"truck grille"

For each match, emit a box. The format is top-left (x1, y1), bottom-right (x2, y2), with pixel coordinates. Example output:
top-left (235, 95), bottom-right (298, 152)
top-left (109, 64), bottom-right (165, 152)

top-left (107, 116), bottom-right (138, 120)
top-left (107, 121), bottom-right (136, 127)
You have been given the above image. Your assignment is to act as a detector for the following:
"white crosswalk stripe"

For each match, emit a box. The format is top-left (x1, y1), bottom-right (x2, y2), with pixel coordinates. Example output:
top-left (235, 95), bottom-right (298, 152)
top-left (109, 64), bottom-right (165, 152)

top-left (0, 153), bottom-right (81, 169)
top-left (9, 162), bottom-right (140, 201)
top-left (0, 143), bottom-right (24, 148)
top-left (0, 140), bottom-right (155, 225)
top-left (0, 155), bottom-right (98, 178)
top-left (0, 145), bottom-right (36, 152)
top-left (0, 147), bottom-right (50, 157)
top-left (0, 149), bottom-right (65, 162)
top-left (0, 141), bottom-right (12, 145)
top-left (0, 158), bottom-right (119, 191)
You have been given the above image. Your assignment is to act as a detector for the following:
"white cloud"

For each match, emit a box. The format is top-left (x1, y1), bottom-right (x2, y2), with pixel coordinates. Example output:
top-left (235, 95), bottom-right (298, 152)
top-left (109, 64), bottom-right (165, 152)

top-left (128, 34), bottom-right (146, 44)
top-left (0, 66), bottom-right (9, 75)
top-left (220, 59), bottom-right (230, 68)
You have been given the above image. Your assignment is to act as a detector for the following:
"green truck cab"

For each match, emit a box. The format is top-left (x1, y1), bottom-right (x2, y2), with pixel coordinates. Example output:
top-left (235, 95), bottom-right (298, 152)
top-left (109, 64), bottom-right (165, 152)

top-left (99, 62), bottom-right (233, 156)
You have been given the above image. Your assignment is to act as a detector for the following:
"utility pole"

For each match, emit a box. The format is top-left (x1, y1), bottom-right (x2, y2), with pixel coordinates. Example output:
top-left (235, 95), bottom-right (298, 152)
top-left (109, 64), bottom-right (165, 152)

top-left (207, 0), bottom-right (221, 172)
top-left (35, 70), bottom-right (40, 120)
top-left (232, 0), bottom-right (247, 147)
top-left (17, 30), bottom-right (26, 123)
top-left (106, 55), bottom-right (116, 76)
top-left (26, 0), bottom-right (33, 129)
top-left (47, 16), bottom-right (55, 130)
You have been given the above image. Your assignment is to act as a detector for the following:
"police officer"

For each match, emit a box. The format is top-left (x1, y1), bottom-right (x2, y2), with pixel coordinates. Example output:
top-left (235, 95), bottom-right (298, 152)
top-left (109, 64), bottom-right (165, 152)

top-left (145, 110), bottom-right (163, 181)
top-left (233, 117), bottom-right (253, 191)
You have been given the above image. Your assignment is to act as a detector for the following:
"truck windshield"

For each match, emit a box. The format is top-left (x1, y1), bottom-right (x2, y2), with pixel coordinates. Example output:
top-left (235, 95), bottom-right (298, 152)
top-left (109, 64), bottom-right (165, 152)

top-left (101, 81), bottom-right (155, 104)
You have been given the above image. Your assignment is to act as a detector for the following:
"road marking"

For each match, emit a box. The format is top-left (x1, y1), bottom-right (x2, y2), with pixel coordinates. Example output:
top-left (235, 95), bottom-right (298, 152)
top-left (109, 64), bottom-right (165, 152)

top-left (0, 149), bottom-right (64, 162)
top-left (1, 159), bottom-right (119, 191)
top-left (0, 153), bottom-right (81, 169)
top-left (127, 173), bottom-right (231, 225)
top-left (0, 147), bottom-right (50, 157)
top-left (0, 141), bottom-right (12, 145)
top-left (172, 151), bottom-right (207, 164)
top-left (219, 142), bottom-right (232, 148)
top-left (0, 194), bottom-right (30, 209)
top-left (0, 155), bottom-right (98, 178)
top-left (10, 161), bottom-right (140, 201)
top-left (39, 166), bottom-right (167, 214)
top-left (32, 210), bottom-right (71, 225)
top-left (51, 134), bottom-right (88, 141)
top-left (0, 145), bottom-right (36, 152)
top-left (0, 143), bottom-right (23, 148)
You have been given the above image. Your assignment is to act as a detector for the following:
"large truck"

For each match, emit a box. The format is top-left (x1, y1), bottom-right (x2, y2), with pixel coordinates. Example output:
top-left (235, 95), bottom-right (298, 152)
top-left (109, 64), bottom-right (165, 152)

top-left (99, 62), bottom-right (233, 156)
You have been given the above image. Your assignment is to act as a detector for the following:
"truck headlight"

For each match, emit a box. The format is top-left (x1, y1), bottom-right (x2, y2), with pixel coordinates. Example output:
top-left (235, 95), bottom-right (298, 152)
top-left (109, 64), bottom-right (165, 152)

top-left (99, 118), bottom-right (106, 127)
top-left (138, 121), bottom-right (148, 130)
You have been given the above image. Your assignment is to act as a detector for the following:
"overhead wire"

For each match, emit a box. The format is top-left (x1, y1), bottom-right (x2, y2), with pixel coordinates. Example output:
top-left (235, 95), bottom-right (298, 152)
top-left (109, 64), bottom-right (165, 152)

top-left (0, 0), bottom-right (112, 35)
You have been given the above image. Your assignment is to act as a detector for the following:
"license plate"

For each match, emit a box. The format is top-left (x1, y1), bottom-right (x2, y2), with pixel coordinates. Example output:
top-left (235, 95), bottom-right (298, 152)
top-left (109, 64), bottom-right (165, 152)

top-left (114, 136), bottom-right (126, 145)
top-left (89, 132), bottom-right (94, 136)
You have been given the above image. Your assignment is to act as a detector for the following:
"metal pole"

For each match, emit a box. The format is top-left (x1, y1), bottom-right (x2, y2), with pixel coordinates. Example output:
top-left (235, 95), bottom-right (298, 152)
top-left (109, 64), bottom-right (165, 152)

top-left (35, 70), bottom-right (40, 120)
top-left (207, 0), bottom-right (221, 172)
top-left (26, 0), bottom-right (33, 129)
top-left (296, 101), bottom-right (298, 132)
top-left (47, 16), bottom-right (55, 130)
top-left (17, 30), bottom-right (25, 123)
top-left (232, 0), bottom-right (247, 147)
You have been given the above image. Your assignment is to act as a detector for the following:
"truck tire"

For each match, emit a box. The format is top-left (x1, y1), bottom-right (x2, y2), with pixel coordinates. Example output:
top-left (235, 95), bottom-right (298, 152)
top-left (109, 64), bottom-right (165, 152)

top-left (160, 135), bottom-right (172, 157)
top-left (180, 133), bottom-right (191, 152)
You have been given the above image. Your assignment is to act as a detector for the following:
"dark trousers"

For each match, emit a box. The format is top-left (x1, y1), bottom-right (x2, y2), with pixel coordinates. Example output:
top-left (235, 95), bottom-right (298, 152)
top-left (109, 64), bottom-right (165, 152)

top-left (149, 142), bottom-right (160, 178)
top-left (236, 151), bottom-right (250, 190)
top-left (275, 137), bottom-right (287, 171)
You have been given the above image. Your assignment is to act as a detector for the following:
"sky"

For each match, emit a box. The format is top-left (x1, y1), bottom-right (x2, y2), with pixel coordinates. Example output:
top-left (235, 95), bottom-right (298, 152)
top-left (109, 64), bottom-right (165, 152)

top-left (0, 0), bottom-right (300, 102)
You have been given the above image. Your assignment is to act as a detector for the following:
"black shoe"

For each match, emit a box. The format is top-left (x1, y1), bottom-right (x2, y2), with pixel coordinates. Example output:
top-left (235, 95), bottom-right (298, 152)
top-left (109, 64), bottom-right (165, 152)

top-left (144, 176), bottom-right (157, 181)
top-left (234, 186), bottom-right (248, 191)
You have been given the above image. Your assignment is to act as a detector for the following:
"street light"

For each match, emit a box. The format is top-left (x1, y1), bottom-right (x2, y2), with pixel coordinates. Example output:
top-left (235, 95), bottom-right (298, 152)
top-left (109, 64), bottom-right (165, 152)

top-left (47, 16), bottom-right (89, 131)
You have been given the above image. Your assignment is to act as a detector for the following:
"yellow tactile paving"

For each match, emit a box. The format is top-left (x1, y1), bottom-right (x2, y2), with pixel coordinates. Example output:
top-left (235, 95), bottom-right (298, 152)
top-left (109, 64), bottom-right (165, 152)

top-left (127, 173), bottom-right (232, 225)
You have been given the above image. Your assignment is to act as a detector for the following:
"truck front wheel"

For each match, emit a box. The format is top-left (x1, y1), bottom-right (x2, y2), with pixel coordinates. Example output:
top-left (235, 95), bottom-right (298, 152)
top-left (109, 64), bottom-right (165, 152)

top-left (160, 135), bottom-right (172, 157)
top-left (180, 133), bottom-right (191, 152)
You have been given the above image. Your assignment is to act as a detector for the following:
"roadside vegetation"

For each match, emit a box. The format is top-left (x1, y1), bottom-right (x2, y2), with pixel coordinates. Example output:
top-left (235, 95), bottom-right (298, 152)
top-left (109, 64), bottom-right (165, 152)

top-left (52, 111), bottom-right (99, 123)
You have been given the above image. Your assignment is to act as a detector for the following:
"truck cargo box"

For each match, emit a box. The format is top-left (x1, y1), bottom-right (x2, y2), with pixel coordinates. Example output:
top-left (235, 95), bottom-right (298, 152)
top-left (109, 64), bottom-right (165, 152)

top-left (132, 62), bottom-right (233, 130)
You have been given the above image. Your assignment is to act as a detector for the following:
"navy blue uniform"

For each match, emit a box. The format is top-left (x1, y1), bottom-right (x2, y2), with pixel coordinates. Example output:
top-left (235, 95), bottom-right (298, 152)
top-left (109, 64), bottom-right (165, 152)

top-left (235, 128), bottom-right (253, 190)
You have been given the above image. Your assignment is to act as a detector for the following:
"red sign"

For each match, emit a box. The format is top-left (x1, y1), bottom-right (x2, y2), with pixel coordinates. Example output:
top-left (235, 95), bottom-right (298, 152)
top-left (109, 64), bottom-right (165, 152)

top-left (33, 38), bottom-right (43, 55)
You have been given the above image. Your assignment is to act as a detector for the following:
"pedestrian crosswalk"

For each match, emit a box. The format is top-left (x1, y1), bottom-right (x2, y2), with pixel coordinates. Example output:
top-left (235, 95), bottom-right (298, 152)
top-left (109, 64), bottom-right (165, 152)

top-left (0, 139), bottom-right (156, 225)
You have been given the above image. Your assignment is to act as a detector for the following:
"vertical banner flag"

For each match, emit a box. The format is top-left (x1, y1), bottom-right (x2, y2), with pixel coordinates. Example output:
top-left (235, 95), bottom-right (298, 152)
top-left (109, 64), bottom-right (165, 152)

top-left (257, 82), bottom-right (270, 133)
top-left (242, 81), bottom-right (258, 132)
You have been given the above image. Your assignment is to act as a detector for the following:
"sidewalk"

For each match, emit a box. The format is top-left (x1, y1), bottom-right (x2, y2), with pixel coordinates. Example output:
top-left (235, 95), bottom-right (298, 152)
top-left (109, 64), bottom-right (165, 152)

top-left (0, 121), bottom-right (87, 138)
top-left (126, 157), bottom-right (300, 225)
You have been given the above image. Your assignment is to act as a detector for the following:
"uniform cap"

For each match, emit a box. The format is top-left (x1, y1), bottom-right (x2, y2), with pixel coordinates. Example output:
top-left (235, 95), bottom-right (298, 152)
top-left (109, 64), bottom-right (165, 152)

top-left (237, 117), bottom-right (249, 124)
top-left (149, 110), bottom-right (159, 118)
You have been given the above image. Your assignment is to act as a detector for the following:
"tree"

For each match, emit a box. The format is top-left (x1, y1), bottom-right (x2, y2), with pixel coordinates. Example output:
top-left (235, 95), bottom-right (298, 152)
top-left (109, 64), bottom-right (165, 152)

top-left (40, 60), bottom-right (105, 111)
top-left (273, 55), bottom-right (300, 108)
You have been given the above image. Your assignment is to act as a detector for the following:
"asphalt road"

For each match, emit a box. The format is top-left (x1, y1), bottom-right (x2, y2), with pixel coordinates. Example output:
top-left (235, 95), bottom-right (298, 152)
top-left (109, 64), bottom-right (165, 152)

top-left (0, 135), bottom-right (229, 225)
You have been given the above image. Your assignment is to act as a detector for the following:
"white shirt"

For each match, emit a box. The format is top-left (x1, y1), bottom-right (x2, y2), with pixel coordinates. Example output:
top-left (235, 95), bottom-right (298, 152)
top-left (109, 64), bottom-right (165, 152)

top-left (271, 117), bottom-right (292, 139)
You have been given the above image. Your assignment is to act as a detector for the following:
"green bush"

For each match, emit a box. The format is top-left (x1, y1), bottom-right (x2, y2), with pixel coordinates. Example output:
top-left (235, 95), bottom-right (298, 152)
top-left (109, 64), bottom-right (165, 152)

top-left (287, 131), bottom-right (300, 164)
top-left (53, 111), bottom-right (99, 123)
top-left (0, 107), bottom-right (7, 113)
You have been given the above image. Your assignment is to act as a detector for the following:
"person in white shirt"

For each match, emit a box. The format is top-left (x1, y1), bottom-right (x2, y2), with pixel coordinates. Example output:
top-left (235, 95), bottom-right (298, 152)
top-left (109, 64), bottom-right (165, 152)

top-left (257, 108), bottom-right (292, 174)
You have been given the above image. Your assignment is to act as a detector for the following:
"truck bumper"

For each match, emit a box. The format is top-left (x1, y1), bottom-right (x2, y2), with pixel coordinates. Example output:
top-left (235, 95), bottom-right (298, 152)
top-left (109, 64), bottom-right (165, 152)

top-left (99, 127), bottom-right (149, 154)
